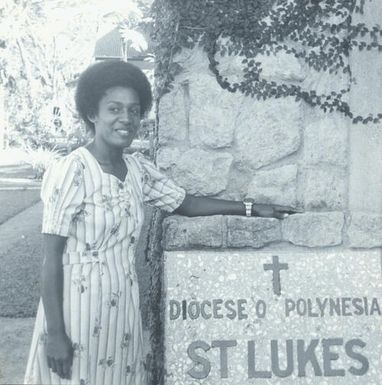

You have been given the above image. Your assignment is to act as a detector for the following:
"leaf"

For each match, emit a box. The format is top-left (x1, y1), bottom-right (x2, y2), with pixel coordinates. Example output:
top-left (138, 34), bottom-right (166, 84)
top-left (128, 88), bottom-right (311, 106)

top-left (119, 28), bottom-right (148, 52)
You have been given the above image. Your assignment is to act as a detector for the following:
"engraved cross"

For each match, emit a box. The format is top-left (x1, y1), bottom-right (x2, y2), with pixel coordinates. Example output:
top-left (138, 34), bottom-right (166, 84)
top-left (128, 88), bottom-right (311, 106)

top-left (263, 255), bottom-right (289, 296)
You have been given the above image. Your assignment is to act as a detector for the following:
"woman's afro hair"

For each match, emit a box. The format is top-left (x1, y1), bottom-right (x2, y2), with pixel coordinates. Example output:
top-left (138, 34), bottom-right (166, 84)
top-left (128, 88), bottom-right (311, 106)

top-left (75, 60), bottom-right (152, 132)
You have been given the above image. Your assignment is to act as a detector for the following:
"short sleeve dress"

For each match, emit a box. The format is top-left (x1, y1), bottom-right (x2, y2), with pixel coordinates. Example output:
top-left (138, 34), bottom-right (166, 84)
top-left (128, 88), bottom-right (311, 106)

top-left (24, 147), bottom-right (186, 385)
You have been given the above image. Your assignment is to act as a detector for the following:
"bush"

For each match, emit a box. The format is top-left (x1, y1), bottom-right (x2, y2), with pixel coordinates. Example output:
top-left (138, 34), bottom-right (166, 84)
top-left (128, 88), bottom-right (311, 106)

top-left (23, 145), bottom-right (63, 179)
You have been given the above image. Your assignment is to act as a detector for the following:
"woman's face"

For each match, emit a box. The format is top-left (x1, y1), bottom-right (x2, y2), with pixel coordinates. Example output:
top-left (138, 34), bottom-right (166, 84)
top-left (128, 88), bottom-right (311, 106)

top-left (90, 86), bottom-right (141, 149)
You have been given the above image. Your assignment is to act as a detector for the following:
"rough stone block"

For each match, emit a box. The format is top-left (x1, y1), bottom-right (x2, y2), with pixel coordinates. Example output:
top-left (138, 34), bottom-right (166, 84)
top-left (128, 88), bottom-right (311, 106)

top-left (173, 47), bottom-right (210, 76)
top-left (172, 149), bottom-right (233, 195)
top-left (156, 147), bottom-right (182, 170)
top-left (302, 64), bottom-right (349, 96)
top-left (257, 50), bottom-right (306, 82)
top-left (189, 76), bottom-right (237, 149)
top-left (158, 85), bottom-right (187, 145)
top-left (224, 169), bottom-right (250, 201)
top-left (216, 38), bottom-right (305, 83)
top-left (162, 215), bottom-right (224, 250)
top-left (348, 212), bottom-right (382, 248)
top-left (246, 165), bottom-right (297, 206)
top-left (226, 216), bottom-right (281, 248)
top-left (301, 166), bottom-right (347, 210)
top-left (348, 0), bottom-right (382, 119)
top-left (215, 52), bottom-right (245, 84)
top-left (282, 212), bottom-right (344, 247)
top-left (303, 116), bottom-right (348, 166)
top-left (235, 98), bottom-right (302, 170)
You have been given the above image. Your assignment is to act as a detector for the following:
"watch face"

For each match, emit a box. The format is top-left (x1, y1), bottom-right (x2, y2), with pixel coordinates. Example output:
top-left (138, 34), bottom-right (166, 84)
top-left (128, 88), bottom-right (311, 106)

top-left (243, 198), bottom-right (255, 204)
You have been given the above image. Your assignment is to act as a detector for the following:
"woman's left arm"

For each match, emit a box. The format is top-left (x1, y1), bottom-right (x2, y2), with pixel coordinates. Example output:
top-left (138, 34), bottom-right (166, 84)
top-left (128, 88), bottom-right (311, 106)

top-left (174, 194), bottom-right (301, 219)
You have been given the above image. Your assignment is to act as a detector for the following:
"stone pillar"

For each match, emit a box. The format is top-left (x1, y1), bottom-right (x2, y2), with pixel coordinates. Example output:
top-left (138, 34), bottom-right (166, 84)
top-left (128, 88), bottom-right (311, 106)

top-left (152, 3), bottom-right (382, 384)
top-left (0, 87), bottom-right (6, 150)
top-left (348, 1), bottom-right (382, 217)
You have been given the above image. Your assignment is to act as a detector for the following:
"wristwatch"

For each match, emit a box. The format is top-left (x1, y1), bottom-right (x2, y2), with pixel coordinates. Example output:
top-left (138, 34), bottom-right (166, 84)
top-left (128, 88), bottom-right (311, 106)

top-left (243, 198), bottom-right (255, 217)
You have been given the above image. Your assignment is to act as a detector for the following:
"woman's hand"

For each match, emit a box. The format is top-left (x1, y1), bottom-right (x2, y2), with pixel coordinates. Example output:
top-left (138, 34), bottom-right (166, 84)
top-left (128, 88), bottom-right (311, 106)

top-left (46, 332), bottom-right (73, 379)
top-left (253, 204), bottom-right (302, 219)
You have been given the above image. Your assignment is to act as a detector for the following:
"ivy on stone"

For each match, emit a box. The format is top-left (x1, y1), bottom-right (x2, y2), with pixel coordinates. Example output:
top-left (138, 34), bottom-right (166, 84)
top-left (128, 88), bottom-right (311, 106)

top-left (150, 0), bottom-right (382, 124)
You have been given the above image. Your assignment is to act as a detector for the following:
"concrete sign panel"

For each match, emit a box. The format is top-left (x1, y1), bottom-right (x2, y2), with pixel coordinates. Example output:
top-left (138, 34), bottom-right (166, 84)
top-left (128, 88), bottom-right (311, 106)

top-left (164, 250), bottom-right (382, 384)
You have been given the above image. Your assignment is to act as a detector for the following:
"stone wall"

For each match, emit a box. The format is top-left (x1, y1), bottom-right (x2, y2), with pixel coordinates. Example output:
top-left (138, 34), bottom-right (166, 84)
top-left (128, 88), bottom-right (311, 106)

top-left (150, 1), bottom-right (382, 383)
top-left (156, 3), bottom-right (382, 252)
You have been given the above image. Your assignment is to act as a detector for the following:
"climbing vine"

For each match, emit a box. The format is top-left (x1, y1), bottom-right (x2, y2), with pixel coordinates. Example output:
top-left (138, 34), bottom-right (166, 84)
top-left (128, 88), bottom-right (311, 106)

top-left (150, 0), bottom-right (382, 124)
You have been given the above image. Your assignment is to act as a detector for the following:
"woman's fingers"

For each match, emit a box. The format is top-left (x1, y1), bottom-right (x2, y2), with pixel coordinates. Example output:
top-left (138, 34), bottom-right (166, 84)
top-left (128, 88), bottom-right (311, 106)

top-left (62, 347), bottom-right (73, 379)
top-left (253, 203), bottom-right (303, 218)
top-left (286, 208), bottom-right (303, 214)
top-left (275, 205), bottom-right (304, 215)
top-left (62, 359), bottom-right (72, 379)
top-left (46, 333), bottom-right (74, 378)
top-left (47, 355), bottom-right (53, 369)
top-left (273, 211), bottom-right (287, 220)
top-left (51, 358), bottom-right (72, 379)
top-left (272, 205), bottom-right (304, 219)
top-left (50, 358), bottom-right (57, 373)
top-left (56, 359), bottom-right (65, 378)
top-left (48, 354), bottom-right (73, 379)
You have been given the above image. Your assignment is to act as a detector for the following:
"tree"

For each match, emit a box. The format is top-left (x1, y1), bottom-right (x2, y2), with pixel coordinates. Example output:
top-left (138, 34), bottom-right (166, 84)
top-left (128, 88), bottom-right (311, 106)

top-left (0, 0), bottom-right (151, 149)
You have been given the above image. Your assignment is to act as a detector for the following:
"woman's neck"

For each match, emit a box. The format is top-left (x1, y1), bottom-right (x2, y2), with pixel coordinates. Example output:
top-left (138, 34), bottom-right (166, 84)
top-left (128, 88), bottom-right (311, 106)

top-left (86, 140), bottom-right (124, 165)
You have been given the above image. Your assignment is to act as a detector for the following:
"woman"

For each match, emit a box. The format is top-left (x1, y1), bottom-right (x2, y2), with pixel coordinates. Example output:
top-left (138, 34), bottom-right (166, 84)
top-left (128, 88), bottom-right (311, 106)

top-left (24, 60), bottom-right (298, 385)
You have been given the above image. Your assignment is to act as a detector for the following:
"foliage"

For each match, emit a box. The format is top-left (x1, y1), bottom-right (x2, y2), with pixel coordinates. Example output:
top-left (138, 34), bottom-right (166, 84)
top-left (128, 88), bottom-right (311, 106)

top-left (23, 144), bottom-right (63, 179)
top-left (150, 0), bottom-right (382, 124)
top-left (0, 0), bottom-right (97, 148)
top-left (0, 0), bottom-right (151, 149)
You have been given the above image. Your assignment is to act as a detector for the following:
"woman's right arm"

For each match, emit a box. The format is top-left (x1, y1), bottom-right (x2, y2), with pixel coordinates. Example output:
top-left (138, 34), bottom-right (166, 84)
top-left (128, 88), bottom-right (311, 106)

top-left (41, 233), bottom-right (73, 380)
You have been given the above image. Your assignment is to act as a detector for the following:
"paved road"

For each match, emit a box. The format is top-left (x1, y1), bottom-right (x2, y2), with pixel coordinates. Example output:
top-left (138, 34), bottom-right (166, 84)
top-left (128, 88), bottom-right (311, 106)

top-left (0, 163), bottom-right (40, 189)
top-left (0, 317), bottom-right (34, 385)
top-left (0, 164), bottom-right (36, 184)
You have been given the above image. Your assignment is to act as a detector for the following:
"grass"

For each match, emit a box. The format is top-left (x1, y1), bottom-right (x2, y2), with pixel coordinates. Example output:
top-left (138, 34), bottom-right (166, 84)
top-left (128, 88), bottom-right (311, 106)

top-left (0, 202), bottom-right (43, 318)
top-left (0, 166), bottom-right (42, 317)
top-left (0, 317), bottom-right (35, 385)
top-left (0, 190), bottom-right (41, 225)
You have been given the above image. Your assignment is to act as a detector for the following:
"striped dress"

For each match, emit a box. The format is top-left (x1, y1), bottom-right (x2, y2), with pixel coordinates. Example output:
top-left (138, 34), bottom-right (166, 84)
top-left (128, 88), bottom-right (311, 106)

top-left (24, 147), bottom-right (185, 385)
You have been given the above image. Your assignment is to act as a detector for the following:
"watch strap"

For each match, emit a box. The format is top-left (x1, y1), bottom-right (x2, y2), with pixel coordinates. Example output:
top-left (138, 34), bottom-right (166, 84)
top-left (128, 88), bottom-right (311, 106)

top-left (244, 201), bottom-right (253, 217)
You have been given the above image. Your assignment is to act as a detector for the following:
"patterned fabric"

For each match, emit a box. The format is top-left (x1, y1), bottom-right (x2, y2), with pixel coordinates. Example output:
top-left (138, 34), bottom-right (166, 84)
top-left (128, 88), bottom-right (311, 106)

top-left (24, 147), bottom-right (185, 385)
